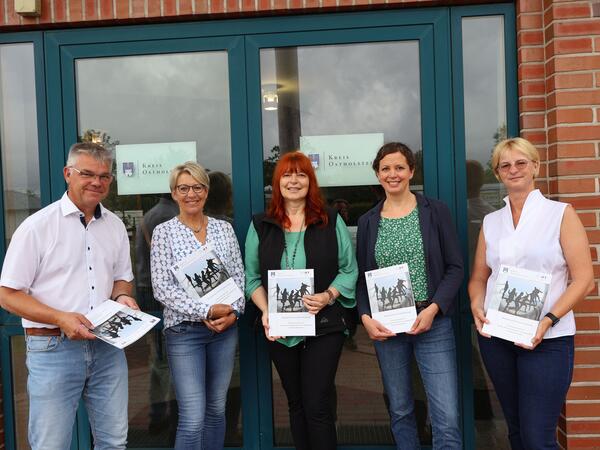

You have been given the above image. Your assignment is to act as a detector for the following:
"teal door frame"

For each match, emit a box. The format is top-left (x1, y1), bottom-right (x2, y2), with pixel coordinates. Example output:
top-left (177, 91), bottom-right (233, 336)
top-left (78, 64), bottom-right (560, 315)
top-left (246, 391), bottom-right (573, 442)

top-left (0, 4), bottom-right (517, 449)
top-left (243, 18), bottom-right (453, 449)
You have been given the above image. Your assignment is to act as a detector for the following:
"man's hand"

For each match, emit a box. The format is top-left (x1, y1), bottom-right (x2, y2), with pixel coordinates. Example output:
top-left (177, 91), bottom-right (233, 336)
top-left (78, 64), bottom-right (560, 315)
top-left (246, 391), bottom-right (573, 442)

top-left (407, 303), bottom-right (439, 335)
top-left (115, 295), bottom-right (139, 310)
top-left (56, 311), bottom-right (96, 340)
top-left (361, 314), bottom-right (395, 341)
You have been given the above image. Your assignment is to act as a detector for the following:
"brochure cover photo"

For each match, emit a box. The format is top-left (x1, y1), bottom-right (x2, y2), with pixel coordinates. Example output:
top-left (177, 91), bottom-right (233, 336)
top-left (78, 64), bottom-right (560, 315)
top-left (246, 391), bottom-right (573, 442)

top-left (366, 263), bottom-right (417, 334)
top-left (171, 244), bottom-right (243, 306)
top-left (268, 269), bottom-right (315, 337)
top-left (86, 300), bottom-right (160, 349)
top-left (482, 265), bottom-right (551, 346)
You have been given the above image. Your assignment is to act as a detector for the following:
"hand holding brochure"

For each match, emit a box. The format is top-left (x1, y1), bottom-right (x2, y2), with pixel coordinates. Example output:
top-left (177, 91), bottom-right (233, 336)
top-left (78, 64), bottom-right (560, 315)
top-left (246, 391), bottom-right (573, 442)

top-left (268, 269), bottom-right (315, 337)
top-left (171, 244), bottom-right (243, 306)
top-left (86, 300), bottom-right (160, 349)
top-left (365, 264), bottom-right (417, 334)
top-left (482, 265), bottom-right (551, 346)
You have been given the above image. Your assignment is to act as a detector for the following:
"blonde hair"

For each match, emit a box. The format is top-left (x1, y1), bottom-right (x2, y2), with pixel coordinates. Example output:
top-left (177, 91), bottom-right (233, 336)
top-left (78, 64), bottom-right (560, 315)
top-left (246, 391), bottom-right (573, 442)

top-left (491, 137), bottom-right (540, 180)
top-left (169, 161), bottom-right (210, 191)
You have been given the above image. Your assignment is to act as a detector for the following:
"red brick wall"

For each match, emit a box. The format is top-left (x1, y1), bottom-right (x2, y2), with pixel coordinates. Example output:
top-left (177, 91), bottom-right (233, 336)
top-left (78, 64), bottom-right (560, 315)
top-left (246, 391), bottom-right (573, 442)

top-left (518, 0), bottom-right (600, 447)
top-left (1, 0), bottom-right (599, 448)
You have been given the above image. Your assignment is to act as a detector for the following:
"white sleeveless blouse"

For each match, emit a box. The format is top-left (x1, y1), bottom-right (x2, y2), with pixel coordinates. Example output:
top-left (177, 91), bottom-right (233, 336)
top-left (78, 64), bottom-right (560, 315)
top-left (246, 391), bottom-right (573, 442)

top-left (482, 189), bottom-right (573, 338)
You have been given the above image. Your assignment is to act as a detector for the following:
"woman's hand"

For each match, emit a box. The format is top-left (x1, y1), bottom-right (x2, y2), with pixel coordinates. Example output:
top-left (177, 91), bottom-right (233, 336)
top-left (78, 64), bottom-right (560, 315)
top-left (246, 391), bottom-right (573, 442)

top-left (303, 292), bottom-right (331, 315)
top-left (261, 311), bottom-right (282, 341)
top-left (208, 304), bottom-right (233, 320)
top-left (408, 303), bottom-right (439, 335)
top-left (516, 316), bottom-right (553, 350)
top-left (471, 302), bottom-right (491, 338)
top-left (204, 310), bottom-right (237, 333)
top-left (361, 314), bottom-right (395, 341)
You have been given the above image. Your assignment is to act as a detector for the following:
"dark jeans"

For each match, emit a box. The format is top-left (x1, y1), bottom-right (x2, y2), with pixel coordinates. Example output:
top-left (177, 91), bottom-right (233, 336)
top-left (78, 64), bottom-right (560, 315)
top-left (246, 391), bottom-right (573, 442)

top-left (268, 332), bottom-right (346, 450)
top-left (478, 335), bottom-right (574, 450)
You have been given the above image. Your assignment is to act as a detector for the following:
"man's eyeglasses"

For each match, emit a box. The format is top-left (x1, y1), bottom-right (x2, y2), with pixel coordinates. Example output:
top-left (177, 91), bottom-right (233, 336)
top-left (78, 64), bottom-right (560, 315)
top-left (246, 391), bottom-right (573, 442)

top-left (497, 160), bottom-right (530, 173)
top-left (175, 184), bottom-right (206, 195)
top-left (69, 167), bottom-right (113, 183)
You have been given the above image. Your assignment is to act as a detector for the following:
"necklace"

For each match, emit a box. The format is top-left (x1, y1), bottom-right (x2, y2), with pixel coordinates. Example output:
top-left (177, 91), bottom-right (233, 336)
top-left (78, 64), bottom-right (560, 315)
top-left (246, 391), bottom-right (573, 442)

top-left (179, 215), bottom-right (204, 233)
top-left (283, 217), bottom-right (305, 270)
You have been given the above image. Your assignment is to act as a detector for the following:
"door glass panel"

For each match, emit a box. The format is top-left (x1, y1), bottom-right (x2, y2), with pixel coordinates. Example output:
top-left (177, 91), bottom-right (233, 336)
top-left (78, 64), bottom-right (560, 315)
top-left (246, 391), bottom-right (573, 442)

top-left (11, 335), bottom-right (30, 450)
top-left (0, 43), bottom-right (41, 247)
top-left (462, 16), bottom-right (509, 449)
top-left (75, 51), bottom-right (242, 447)
top-left (260, 41), bottom-right (429, 446)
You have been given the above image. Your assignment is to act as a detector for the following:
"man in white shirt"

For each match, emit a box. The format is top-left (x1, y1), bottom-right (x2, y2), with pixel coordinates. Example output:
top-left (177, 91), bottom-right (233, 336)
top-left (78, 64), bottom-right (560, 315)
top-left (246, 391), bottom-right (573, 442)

top-left (0, 142), bottom-right (138, 450)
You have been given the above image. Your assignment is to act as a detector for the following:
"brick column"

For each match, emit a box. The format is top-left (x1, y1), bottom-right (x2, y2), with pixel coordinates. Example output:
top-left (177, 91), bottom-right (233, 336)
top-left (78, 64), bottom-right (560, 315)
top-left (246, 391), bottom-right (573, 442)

top-left (542, 0), bottom-right (600, 447)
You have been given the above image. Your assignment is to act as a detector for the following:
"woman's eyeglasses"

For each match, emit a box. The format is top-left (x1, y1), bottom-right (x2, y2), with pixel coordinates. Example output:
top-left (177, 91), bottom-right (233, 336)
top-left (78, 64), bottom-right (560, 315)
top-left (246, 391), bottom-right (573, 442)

top-left (497, 160), bottom-right (530, 173)
top-left (175, 184), bottom-right (206, 195)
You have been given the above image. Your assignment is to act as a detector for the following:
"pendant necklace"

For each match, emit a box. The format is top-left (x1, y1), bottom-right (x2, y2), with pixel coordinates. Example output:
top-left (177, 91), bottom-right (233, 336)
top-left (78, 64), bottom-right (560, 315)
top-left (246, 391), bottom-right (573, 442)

top-left (179, 215), bottom-right (204, 234)
top-left (283, 216), bottom-right (305, 270)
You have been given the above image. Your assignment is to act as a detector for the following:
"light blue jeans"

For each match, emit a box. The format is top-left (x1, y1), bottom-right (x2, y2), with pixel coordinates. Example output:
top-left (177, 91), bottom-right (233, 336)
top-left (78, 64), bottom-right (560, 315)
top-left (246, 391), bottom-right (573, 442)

top-left (165, 321), bottom-right (238, 450)
top-left (374, 316), bottom-right (462, 450)
top-left (25, 334), bottom-right (128, 450)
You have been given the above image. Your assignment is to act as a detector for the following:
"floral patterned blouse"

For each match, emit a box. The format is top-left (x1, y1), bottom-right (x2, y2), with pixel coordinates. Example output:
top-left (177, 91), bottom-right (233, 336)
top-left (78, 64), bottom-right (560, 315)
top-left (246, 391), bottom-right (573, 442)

top-left (375, 207), bottom-right (428, 303)
top-left (151, 216), bottom-right (245, 330)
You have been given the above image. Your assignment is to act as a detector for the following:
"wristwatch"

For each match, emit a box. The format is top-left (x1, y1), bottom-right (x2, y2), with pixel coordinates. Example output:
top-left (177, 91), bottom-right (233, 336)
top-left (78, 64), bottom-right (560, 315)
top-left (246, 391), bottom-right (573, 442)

top-left (231, 310), bottom-right (240, 320)
top-left (544, 312), bottom-right (560, 327)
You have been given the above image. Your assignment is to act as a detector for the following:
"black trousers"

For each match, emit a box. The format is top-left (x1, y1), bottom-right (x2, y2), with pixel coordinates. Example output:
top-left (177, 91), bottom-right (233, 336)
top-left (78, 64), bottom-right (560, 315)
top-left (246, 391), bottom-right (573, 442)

top-left (268, 332), bottom-right (346, 450)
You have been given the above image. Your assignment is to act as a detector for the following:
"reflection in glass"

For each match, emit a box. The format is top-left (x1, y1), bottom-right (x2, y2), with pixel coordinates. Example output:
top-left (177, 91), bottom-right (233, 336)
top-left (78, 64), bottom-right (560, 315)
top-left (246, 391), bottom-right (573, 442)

top-left (0, 43), bottom-right (41, 247)
top-left (11, 336), bottom-right (30, 450)
top-left (462, 16), bottom-right (509, 449)
top-left (260, 42), bottom-right (423, 228)
top-left (76, 51), bottom-right (241, 447)
top-left (260, 41), bottom-right (429, 446)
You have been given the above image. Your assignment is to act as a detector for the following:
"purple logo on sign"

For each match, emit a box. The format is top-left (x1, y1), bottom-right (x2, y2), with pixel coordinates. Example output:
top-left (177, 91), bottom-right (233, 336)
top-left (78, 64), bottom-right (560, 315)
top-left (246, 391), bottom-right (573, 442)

top-left (122, 162), bottom-right (134, 177)
top-left (308, 153), bottom-right (320, 169)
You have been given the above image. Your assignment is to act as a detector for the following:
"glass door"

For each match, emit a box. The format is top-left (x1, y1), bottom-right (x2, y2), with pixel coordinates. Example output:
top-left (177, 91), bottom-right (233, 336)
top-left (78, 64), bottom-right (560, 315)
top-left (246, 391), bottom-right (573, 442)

top-left (244, 21), bottom-right (455, 449)
top-left (47, 34), bottom-right (255, 450)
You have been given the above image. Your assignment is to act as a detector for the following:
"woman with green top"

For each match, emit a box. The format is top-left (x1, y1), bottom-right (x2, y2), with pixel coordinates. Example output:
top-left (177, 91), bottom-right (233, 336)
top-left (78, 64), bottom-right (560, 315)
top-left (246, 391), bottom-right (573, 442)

top-left (356, 142), bottom-right (464, 449)
top-left (245, 151), bottom-right (358, 450)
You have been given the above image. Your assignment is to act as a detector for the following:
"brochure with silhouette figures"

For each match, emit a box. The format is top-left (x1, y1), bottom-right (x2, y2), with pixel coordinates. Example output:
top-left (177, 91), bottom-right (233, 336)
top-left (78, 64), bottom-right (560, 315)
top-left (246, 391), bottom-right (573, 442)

top-left (86, 300), bottom-right (160, 349)
top-left (365, 263), bottom-right (417, 334)
top-left (482, 265), bottom-right (551, 346)
top-left (171, 244), bottom-right (243, 306)
top-left (268, 269), bottom-right (315, 337)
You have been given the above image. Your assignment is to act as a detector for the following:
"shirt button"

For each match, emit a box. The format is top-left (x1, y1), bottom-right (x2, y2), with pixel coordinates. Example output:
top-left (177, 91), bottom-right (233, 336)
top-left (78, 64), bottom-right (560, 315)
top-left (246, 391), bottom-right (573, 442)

top-left (88, 247), bottom-right (90, 250)
top-left (92, 286), bottom-right (95, 290)
top-left (89, 267), bottom-right (92, 270)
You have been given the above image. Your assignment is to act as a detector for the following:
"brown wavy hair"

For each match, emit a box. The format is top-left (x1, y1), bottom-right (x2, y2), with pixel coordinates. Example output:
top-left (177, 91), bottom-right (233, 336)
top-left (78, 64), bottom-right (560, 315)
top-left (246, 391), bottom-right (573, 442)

top-left (267, 151), bottom-right (328, 230)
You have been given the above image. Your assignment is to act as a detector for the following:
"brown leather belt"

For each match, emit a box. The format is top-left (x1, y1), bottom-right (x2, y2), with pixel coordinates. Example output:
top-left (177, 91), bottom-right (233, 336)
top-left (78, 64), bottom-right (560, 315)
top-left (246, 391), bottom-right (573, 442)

top-left (24, 328), bottom-right (61, 336)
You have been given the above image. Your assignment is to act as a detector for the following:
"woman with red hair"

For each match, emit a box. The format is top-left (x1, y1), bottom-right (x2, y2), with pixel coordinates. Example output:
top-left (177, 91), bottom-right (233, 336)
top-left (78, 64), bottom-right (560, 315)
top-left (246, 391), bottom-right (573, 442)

top-left (245, 151), bottom-right (358, 450)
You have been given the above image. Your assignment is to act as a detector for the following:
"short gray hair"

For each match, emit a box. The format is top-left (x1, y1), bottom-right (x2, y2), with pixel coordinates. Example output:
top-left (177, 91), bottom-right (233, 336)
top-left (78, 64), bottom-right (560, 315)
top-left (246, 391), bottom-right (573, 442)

top-left (66, 142), bottom-right (114, 169)
top-left (169, 161), bottom-right (210, 192)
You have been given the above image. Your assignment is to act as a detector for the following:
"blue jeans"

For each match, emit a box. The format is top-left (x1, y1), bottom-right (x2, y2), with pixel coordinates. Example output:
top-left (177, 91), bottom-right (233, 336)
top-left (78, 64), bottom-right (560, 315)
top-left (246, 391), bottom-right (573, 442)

top-left (26, 334), bottom-right (128, 450)
top-left (165, 321), bottom-right (238, 450)
top-left (478, 335), bottom-right (574, 450)
top-left (374, 316), bottom-right (461, 450)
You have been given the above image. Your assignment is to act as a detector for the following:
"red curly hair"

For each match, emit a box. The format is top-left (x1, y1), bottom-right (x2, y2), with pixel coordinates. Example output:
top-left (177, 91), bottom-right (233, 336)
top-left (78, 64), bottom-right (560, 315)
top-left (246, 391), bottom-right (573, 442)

top-left (267, 151), bottom-right (328, 230)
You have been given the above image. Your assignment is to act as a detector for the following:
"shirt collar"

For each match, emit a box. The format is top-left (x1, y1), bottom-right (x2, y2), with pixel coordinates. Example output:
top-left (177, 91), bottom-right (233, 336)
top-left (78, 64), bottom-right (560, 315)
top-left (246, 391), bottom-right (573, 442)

top-left (502, 189), bottom-right (543, 208)
top-left (60, 192), bottom-right (104, 220)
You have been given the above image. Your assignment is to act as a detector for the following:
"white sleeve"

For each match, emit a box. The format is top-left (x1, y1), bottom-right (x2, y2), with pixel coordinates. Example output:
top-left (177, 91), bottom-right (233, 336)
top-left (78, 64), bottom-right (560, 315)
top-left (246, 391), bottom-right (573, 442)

top-left (0, 223), bottom-right (40, 292)
top-left (113, 222), bottom-right (134, 282)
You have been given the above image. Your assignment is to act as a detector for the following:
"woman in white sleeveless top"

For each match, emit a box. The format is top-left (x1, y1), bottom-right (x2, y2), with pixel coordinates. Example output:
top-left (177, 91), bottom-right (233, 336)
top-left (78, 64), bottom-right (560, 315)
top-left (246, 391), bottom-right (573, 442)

top-left (468, 137), bottom-right (593, 450)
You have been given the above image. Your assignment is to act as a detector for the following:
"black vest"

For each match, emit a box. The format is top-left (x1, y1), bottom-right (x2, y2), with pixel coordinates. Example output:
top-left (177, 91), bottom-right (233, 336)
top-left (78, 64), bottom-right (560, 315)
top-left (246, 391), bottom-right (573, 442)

top-left (252, 208), bottom-right (349, 335)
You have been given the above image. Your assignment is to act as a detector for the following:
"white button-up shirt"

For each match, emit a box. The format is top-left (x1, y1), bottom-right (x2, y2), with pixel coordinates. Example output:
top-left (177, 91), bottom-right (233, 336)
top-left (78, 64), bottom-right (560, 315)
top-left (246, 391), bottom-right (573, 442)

top-left (0, 192), bottom-right (134, 328)
top-left (483, 189), bottom-right (573, 338)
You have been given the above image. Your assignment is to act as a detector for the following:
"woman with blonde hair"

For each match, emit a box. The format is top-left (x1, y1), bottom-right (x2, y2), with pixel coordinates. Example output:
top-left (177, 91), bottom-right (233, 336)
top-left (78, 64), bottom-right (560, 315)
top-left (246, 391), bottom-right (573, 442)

top-left (151, 161), bottom-right (245, 450)
top-left (469, 137), bottom-right (594, 449)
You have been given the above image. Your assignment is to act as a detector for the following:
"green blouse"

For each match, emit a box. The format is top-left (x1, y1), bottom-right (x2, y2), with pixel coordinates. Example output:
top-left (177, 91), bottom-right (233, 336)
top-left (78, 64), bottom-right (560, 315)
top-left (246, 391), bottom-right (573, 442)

top-left (374, 207), bottom-right (428, 303)
top-left (245, 215), bottom-right (358, 347)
